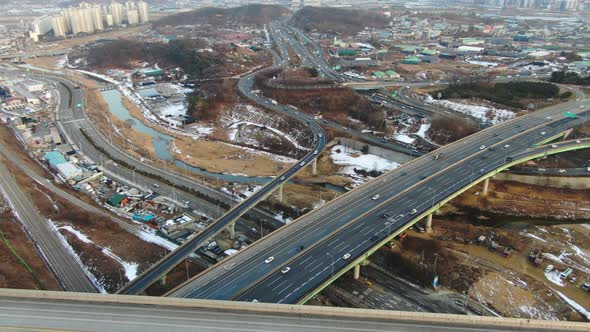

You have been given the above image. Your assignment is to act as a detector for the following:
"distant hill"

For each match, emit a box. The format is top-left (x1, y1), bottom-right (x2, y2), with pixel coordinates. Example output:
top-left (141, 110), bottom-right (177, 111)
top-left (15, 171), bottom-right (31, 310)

top-left (290, 6), bottom-right (389, 35)
top-left (155, 4), bottom-right (290, 28)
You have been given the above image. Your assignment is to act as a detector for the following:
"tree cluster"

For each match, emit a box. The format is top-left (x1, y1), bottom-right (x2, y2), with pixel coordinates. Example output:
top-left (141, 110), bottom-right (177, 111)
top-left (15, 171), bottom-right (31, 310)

top-left (290, 6), bottom-right (389, 36)
top-left (431, 81), bottom-right (561, 109)
top-left (550, 71), bottom-right (590, 86)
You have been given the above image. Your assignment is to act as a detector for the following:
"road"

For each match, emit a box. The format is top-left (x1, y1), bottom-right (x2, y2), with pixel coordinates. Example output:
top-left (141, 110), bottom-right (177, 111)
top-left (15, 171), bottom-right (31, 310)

top-left (167, 88), bottom-right (589, 302)
top-left (0, 160), bottom-right (96, 292)
top-left (0, 289), bottom-right (587, 332)
top-left (116, 28), bottom-right (328, 294)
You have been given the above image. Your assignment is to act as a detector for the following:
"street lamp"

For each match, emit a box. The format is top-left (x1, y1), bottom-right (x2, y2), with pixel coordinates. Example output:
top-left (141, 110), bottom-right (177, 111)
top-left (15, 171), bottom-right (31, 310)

top-left (326, 252), bottom-right (334, 278)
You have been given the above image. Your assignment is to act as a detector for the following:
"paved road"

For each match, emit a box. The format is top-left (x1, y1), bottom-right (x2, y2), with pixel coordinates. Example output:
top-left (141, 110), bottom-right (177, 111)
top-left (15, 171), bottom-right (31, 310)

top-left (116, 28), bottom-right (328, 294)
top-left (0, 160), bottom-right (96, 292)
top-left (167, 91), bottom-right (589, 302)
top-left (1, 290), bottom-right (587, 332)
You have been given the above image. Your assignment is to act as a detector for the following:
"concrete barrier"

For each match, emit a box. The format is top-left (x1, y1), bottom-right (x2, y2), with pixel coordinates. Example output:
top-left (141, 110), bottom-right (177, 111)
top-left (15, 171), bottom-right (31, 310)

top-left (0, 289), bottom-right (587, 331)
top-left (497, 172), bottom-right (590, 189)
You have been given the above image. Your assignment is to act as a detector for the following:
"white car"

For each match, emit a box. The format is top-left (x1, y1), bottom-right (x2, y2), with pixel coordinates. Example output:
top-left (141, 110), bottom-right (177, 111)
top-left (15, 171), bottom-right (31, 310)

top-left (409, 209), bottom-right (417, 215)
top-left (580, 105), bottom-right (585, 109)
top-left (540, 131), bottom-right (546, 135)
top-left (264, 256), bottom-right (274, 264)
top-left (280, 176), bottom-right (285, 181)
top-left (479, 145), bottom-right (486, 150)
top-left (558, 169), bottom-right (566, 173)
top-left (504, 144), bottom-right (510, 148)
top-left (551, 144), bottom-right (558, 148)
top-left (343, 253), bottom-right (351, 260)
top-left (372, 194), bottom-right (380, 200)
top-left (576, 140), bottom-right (582, 144)
top-left (313, 150), bottom-right (318, 155)
top-left (300, 161), bottom-right (306, 167)
top-left (281, 266), bottom-right (291, 274)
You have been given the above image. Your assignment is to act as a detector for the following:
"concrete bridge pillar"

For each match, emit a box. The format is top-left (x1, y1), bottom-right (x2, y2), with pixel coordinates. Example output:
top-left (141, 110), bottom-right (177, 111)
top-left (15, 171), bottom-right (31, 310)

top-left (425, 213), bottom-right (433, 233)
top-left (312, 159), bottom-right (318, 175)
top-left (353, 264), bottom-right (361, 280)
top-left (228, 222), bottom-right (236, 240)
top-left (277, 183), bottom-right (283, 202)
top-left (563, 128), bottom-right (573, 140)
top-left (482, 178), bottom-right (490, 196)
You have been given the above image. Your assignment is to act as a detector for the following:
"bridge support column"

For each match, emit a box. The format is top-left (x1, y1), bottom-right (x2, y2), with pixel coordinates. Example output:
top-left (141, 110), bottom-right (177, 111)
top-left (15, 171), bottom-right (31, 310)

top-left (228, 222), bottom-right (236, 240)
top-left (482, 178), bottom-right (490, 196)
top-left (277, 183), bottom-right (283, 202)
top-left (563, 128), bottom-right (573, 140)
top-left (353, 264), bottom-right (361, 280)
top-left (312, 159), bottom-right (318, 175)
top-left (426, 213), bottom-right (433, 233)
top-left (159, 275), bottom-right (167, 286)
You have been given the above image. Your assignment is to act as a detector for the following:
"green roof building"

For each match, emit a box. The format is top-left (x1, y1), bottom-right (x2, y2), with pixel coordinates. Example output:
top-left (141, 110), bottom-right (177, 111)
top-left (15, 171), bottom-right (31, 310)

top-left (385, 70), bottom-right (400, 78)
top-left (421, 49), bottom-right (438, 56)
top-left (107, 194), bottom-right (127, 207)
top-left (338, 48), bottom-right (356, 56)
top-left (373, 71), bottom-right (386, 78)
top-left (401, 56), bottom-right (421, 65)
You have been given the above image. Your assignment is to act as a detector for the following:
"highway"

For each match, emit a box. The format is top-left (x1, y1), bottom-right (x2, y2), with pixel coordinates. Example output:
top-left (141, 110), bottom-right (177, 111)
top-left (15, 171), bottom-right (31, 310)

top-left (116, 27), bottom-right (328, 294)
top-left (167, 89), bottom-right (589, 302)
top-left (1, 289), bottom-right (587, 332)
top-left (0, 160), bottom-right (96, 292)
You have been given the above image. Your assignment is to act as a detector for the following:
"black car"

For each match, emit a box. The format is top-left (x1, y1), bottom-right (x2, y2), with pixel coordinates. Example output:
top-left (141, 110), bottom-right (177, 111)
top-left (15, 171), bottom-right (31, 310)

top-left (370, 235), bottom-right (379, 241)
top-left (297, 245), bottom-right (305, 252)
top-left (381, 213), bottom-right (391, 219)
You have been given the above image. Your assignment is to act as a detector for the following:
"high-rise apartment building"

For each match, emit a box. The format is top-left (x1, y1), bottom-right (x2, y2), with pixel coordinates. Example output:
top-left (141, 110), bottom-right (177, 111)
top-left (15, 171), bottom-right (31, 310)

top-left (137, 1), bottom-right (149, 23)
top-left (126, 9), bottom-right (139, 25)
top-left (30, 1), bottom-right (149, 39)
top-left (51, 15), bottom-right (67, 37)
top-left (110, 1), bottom-right (124, 26)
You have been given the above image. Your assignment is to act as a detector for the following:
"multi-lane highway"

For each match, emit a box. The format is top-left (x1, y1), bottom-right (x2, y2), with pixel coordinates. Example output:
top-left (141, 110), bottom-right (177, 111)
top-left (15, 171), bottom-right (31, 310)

top-left (0, 160), bottom-right (96, 292)
top-left (167, 89), bottom-right (589, 302)
top-left (116, 27), bottom-right (328, 294)
top-left (2, 289), bottom-right (588, 332)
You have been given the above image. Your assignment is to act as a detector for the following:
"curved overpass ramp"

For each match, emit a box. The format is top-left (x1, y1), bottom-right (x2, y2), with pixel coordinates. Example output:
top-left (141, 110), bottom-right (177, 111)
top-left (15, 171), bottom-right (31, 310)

top-left (166, 97), bottom-right (589, 302)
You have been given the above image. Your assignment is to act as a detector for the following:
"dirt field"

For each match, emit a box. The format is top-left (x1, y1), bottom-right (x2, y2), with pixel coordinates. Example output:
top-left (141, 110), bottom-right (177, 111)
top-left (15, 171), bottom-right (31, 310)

top-left (451, 180), bottom-right (590, 220)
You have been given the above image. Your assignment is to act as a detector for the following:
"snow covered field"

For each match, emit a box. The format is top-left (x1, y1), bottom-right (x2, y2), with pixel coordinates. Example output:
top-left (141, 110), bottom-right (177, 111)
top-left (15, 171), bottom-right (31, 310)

top-left (424, 95), bottom-right (515, 125)
top-left (330, 145), bottom-right (399, 186)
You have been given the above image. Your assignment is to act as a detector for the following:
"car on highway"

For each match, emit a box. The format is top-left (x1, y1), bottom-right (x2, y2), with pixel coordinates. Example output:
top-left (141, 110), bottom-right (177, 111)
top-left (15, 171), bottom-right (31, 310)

top-left (370, 235), bottom-right (379, 241)
top-left (153, 183), bottom-right (160, 188)
top-left (580, 105), bottom-right (585, 109)
top-left (381, 213), bottom-right (391, 219)
top-left (297, 245), bottom-right (305, 252)
top-left (393, 214), bottom-right (405, 221)
top-left (264, 256), bottom-right (274, 264)
top-left (409, 209), bottom-right (417, 215)
top-left (319, 134), bottom-right (323, 138)
top-left (576, 140), bottom-right (582, 144)
top-left (433, 153), bottom-right (443, 160)
top-left (372, 194), bottom-right (380, 200)
top-left (538, 168), bottom-right (546, 172)
top-left (313, 150), bottom-right (318, 155)
top-left (280, 176), bottom-right (285, 181)
top-left (551, 144), bottom-right (558, 148)
top-left (300, 161), bottom-right (306, 167)
top-left (252, 299), bottom-right (259, 303)
top-left (281, 266), bottom-right (291, 274)
top-left (540, 131), bottom-right (546, 135)
top-left (504, 144), bottom-right (510, 148)
top-left (479, 145), bottom-right (486, 150)
top-left (558, 169), bottom-right (566, 173)
top-left (182, 200), bottom-right (190, 206)
top-left (343, 253), bottom-right (351, 260)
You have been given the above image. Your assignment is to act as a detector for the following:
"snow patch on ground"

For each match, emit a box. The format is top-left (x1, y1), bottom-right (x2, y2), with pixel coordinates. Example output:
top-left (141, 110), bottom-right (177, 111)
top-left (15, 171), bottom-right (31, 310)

top-left (331, 145), bottom-right (399, 173)
top-left (137, 228), bottom-right (178, 251)
top-left (56, 224), bottom-right (139, 281)
top-left (522, 232), bottom-right (547, 242)
top-left (424, 95), bottom-right (515, 125)
top-left (48, 220), bottom-right (107, 293)
top-left (544, 270), bottom-right (565, 287)
top-left (556, 291), bottom-right (590, 320)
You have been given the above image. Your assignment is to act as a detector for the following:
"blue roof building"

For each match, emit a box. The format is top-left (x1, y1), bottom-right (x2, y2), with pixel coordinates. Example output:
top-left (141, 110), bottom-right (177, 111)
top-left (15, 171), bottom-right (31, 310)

top-left (43, 151), bottom-right (67, 169)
